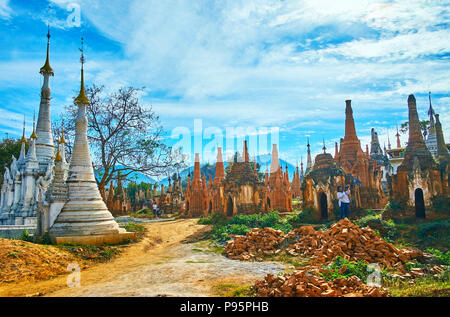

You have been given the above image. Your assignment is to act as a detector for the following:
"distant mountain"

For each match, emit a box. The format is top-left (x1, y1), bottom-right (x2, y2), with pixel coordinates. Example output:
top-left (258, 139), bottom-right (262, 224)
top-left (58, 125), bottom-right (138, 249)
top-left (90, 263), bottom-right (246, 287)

top-left (94, 165), bottom-right (158, 186)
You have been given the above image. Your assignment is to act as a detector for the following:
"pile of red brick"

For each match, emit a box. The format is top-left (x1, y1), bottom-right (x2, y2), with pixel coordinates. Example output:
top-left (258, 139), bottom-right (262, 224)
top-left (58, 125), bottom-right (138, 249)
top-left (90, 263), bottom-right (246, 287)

top-left (253, 268), bottom-right (389, 297)
top-left (224, 219), bottom-right (423, 269)
top-left (225, 227), bottom-right (285, 260)
top-left (285, 219), bottom-right (422, 269)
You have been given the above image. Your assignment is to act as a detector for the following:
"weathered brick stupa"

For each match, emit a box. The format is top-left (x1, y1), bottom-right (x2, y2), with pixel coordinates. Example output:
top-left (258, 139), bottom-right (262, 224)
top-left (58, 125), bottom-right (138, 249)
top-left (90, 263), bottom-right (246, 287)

top-left (48, 41), bottom-right (134, 244)
top-left (335, 100), bottom-right (386, 209)
top-left (389, 95), bottom-right (448, 218)
top-left (267, 144), bottom-right (292, 212)
top-left (303, 142), bottom-right (360, 220)
top-left (184, 153), bottom-right (210, 217)
top-left (222, 141), bottom-right (268, 216)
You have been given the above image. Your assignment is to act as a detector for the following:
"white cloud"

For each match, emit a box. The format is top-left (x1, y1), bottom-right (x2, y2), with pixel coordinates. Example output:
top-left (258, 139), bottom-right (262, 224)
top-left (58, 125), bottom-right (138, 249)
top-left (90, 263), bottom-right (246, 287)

top-left (0, 0), bottom-right (11, 19)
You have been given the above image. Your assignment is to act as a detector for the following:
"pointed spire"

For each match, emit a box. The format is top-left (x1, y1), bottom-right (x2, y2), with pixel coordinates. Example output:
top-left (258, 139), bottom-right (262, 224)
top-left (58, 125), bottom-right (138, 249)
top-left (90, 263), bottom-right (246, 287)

top-left (428, 91), bottom-right (435, 128)
top-left (74, 37), bottom-right (90, 106)
top-left (20, 115), bottom-right (27, 143)
top-left (306, 138), bottom-right (312, 172)
top-left (60, 125), bottom-right (66, 144)
top-left (387, 130), bottom-right (392, 150)
top-left (54, 141), bottom-right (62, 162)
top-left (344, 100), bottom-right (358, 141)
top-left (322, 137), bottom-right (327, 154)
top-left (40, 25), bottom-right (54, 76)
top-left (243, 140), bottom-right (249, 163)
top-left (300, 156), bottom-right (304, 177)
top-left (270, 144), bottom-right (280, 174)
top-left (30, 111), bottom-right (37, 139)
top-left (435, 114), bottom-right (450, 159)
top-left (396, 124), bottom-right (401, 148)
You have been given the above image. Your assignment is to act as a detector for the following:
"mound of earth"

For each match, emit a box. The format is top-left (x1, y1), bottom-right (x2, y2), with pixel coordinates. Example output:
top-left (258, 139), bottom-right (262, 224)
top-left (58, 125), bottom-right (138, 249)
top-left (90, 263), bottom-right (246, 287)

top-left (0, 238), bottom-right (83, 284)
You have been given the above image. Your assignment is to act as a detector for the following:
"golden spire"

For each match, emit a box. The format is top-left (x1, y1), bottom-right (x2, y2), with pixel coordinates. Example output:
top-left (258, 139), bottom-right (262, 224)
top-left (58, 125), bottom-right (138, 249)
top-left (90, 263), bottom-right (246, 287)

top-left (30, 111), bottom-right (37, 139)
top-left (54, 141), bottom-right (62, 162)
top-left (20, 115), bottom-right (27, 143)
top-left (40, 25), bottom-right (54, 76)
top-left (59, 125), bottom-right (66, 144)
top-left (74, 37), bottom-right (90, 106)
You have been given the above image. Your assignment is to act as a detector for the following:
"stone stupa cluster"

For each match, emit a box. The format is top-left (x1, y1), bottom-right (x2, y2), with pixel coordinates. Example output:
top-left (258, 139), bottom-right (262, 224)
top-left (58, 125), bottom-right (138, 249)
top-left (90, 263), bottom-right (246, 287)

top-left (1, 29), bottom-right (448, 233)
top-left (0, 31), bottom-right (134, 244)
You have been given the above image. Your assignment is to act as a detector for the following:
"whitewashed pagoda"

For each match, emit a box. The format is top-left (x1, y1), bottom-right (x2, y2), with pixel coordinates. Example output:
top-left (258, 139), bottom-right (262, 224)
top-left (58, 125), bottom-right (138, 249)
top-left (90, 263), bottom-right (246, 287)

top-left (47, 38), bottom-right (134, 244)
top-left (0, 29), bottom-right (61, 225)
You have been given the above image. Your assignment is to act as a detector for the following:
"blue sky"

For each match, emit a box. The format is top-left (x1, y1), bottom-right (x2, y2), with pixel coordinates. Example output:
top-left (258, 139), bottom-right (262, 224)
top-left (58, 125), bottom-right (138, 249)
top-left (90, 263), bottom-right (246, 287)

top-left (0, 0), bottom-right (449, 168)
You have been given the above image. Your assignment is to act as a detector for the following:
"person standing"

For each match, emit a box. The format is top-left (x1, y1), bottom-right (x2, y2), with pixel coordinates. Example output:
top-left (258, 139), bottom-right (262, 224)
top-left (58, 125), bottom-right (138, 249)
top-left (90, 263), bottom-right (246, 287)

top-left (152, 202), bottom-right (158, 218)
top-left (337, 185), bottom-right (351, 219)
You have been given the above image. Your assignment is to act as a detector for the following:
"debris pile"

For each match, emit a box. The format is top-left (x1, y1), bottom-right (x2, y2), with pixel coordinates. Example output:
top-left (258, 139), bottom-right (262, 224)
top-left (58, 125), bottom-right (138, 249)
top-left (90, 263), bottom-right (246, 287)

top-left (224, 219), bottom-right (423, 269)
top-left (286, 219), bottom-right (422, 268)
top-left (253, 269), bottom-right (389, 297)
top-left (225, 227), bottom-right (285, 260)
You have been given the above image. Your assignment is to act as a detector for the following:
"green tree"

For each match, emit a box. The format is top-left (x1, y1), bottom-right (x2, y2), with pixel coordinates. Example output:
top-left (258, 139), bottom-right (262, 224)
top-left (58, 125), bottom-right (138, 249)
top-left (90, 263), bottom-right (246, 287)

top-left (57, 85), bottom-right (185, 195)
top-left (0, 138), bottom-right (26, 185)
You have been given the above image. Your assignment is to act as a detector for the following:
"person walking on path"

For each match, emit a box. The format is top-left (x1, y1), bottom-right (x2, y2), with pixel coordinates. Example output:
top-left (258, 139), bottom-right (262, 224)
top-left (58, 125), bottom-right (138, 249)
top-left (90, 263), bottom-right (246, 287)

top-left (337, 185), bottom-right (351, 219)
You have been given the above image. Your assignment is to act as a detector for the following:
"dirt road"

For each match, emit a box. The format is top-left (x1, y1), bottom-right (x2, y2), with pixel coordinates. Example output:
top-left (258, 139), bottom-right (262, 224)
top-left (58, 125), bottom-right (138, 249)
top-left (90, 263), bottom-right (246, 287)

top-left (0, 219), bottom-right (283, 297)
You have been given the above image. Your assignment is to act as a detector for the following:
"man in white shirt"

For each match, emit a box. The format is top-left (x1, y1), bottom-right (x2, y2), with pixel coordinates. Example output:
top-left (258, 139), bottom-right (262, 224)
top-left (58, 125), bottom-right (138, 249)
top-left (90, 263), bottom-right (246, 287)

top-left (337, 185), bottom-right (351, 219)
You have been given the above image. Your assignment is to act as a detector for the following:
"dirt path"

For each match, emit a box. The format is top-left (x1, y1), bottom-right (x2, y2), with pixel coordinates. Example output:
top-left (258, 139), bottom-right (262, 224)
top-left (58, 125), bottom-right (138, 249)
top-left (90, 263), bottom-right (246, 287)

top-left (0, 219), bottom-right (284, 297)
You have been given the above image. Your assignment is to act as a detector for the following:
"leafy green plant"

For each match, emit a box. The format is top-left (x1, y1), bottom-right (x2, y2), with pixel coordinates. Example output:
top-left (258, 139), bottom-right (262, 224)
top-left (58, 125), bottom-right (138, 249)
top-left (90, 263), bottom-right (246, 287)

top-left (198, 216), bottom-right (212, 225)
top-left (426, 248), bottom-right (450, 266)
top-left (417, 220), bottom-right (450, 248)
top-left (319, 256), bottom-right (370, 282)
top-left (20, 230), bottom-right (34, 243)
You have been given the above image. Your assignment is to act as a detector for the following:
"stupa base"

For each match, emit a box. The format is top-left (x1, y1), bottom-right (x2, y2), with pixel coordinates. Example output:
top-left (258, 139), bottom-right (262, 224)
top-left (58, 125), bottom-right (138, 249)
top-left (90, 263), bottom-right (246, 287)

top-left (50, 229), bottom-right (136, 245)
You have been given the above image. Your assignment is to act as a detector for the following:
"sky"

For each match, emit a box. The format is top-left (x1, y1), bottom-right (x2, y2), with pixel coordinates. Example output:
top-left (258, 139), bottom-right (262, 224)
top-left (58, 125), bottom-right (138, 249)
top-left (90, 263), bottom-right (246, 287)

top-left (0, 0), bottom-right (449, 169)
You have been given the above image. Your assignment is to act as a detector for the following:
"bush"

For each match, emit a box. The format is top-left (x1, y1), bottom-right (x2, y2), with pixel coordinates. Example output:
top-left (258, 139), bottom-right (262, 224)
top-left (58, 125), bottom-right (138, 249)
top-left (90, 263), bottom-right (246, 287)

top-left (431, 197), bottom-right (450, 213)
top-left (426, 248), bottom-right (450, 266)
top-left (211, 213), bottom-right (227, 225)
top-left (229, 224), bottom-right (251, 235)
top-left (417, 221), bottom-right (450, 248)
top-left (319, 256), bottom-right (370, 282)
top-left (198, 216), bottom-right (212, 225)
top-left (20, 230), bottom-right (34, 243)
top-left (356, 214), bottom-right (398, 240)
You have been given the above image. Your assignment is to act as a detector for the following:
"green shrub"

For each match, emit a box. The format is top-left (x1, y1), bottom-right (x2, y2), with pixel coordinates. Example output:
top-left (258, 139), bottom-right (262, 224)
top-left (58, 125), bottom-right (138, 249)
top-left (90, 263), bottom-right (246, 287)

top-left (20, 230), bottom-right (34, 243)
top-left (211, 212), bottom-right (227, 225)
top-left (431, 197), bottom-right (450, 213)
top-left (356, 214), bottom-right (398, 240)
top-left (229, 224), bottom-right (251, 235)
top-left (417, 221), bottom-right (450, 248)
top-left (319, 256), bottom-right (370, 282)
top-left (198, 216), bottom-right (212, 225)
top-left (426, 248), bottom-right (450, 266)
top-left (212, 225), bottom-right (231, 242)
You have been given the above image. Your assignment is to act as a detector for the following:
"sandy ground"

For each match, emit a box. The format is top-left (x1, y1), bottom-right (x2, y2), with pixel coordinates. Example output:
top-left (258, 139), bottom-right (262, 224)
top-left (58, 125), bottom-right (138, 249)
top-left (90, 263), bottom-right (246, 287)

top-left (0, 219), bottom-right (284, 297)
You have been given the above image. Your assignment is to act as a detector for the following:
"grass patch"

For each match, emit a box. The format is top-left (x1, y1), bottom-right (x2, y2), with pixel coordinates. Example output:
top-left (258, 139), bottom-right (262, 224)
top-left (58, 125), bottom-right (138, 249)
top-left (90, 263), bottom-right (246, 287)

top-left (385, 274), bottom-right (450, 297)
top-left (214, 283), bottom-right (255, 297)
top-left (57, 244), bottom-right (122, 263)
top-left (124, 223), bottom-right (147, 241)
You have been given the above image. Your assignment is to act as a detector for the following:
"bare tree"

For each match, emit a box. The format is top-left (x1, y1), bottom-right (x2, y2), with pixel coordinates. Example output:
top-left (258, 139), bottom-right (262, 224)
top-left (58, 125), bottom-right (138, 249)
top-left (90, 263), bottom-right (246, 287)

top-left (56, 85), bottom-right (185, 194)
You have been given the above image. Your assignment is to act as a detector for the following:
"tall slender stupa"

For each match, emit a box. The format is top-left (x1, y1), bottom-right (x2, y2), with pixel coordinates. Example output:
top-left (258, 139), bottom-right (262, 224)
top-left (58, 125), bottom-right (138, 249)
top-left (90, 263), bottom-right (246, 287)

top-left (36, 27), bottom-right (55, 172)
top-left (49, 39), bottom-right (132, 244)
